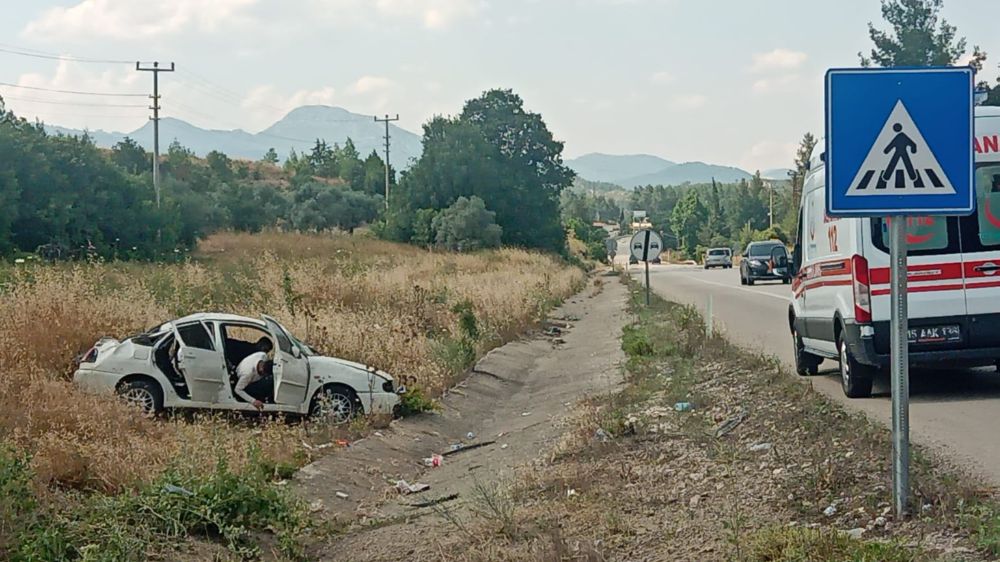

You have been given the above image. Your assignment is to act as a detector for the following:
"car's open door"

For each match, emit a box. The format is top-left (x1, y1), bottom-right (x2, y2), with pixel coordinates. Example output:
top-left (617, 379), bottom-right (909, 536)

top-left (262, 315), bottom-right (310, 406)
top-left (172, 321), bottom-right (226, 403)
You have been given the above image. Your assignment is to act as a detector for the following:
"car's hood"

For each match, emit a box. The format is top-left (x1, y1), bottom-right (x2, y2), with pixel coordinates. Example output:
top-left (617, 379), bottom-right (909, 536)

top-left (307, 355), bottom-right (393, 380)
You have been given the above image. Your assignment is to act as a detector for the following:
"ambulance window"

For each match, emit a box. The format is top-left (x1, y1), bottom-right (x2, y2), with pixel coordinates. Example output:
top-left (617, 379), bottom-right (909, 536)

top-left (975, 164), bottom-right (1000, 247)
top-left (871, 216), bottom-right (955, 255)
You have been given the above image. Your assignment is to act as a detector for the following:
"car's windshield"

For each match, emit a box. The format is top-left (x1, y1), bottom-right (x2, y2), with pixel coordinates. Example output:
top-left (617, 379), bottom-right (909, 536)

top-left (749, 244), bottom-right (783, 257)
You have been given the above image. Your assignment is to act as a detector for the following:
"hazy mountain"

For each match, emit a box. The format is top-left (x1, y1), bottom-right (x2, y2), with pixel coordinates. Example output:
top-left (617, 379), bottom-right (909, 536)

top-left (761, 168), bottom-right (794, 181)
top-left (620, 162), bottom-right (752, 187)
top-left (565, 153), bottom-right (675, 184)
top-left (43, 105), bottom-right (423, 166)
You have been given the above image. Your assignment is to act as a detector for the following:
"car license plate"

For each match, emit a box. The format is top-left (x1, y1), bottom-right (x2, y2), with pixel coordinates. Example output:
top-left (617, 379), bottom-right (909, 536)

top-left (907, 325), bottom-right (960, 344)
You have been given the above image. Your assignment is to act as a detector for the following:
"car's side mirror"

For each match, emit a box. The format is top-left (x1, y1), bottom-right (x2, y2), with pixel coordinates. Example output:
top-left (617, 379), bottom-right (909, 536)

top-left (790, 248), bottom-right (801, 276)
top-left (291, 346), bottom-right (301, 359)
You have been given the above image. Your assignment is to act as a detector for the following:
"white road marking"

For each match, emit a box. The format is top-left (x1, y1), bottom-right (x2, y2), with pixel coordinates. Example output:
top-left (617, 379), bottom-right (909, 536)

top-left (665, 271), bottom-right (791, 302)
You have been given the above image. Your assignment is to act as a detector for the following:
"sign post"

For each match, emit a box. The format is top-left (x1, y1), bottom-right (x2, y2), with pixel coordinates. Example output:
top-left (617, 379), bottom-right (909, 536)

top-left (888, 216), bottom-right (909, 516)
top-left (826, 66), bottom-right (974, 517)
top-left (630, 230), bottom-right (663, 306)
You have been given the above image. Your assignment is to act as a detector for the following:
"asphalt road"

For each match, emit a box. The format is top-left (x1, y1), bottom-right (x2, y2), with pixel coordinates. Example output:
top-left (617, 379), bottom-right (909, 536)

top-left (615, 237), bottom-right (1000, 484)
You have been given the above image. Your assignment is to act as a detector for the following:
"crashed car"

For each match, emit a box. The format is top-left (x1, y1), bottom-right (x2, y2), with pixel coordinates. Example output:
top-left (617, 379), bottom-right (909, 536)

top-left (74, 313), bottom-right (402, 423)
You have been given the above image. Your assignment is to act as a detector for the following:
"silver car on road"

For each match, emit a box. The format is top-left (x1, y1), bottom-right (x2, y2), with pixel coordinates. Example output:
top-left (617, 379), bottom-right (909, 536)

top-left (704, 248), bottom-right (733, 269)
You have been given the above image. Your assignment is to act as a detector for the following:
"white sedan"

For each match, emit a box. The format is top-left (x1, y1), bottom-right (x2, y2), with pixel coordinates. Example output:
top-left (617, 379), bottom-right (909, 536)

top-left (74, 313), bottom-right (402, 423)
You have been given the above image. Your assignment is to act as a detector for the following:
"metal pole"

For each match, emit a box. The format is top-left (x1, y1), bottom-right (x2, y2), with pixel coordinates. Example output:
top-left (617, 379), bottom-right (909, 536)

top-left (136, 61), bottom-right (175, 209)
top-left (374, 114), bottom-right (399, 209)
top-left (706, 294), bottom-right (714, 336)
top-left (889, 215), bottom-right (910, 517)
top-left (152, 66), bottom-right (160, 209)
top-left (645, 260), bottom-right (650, 306)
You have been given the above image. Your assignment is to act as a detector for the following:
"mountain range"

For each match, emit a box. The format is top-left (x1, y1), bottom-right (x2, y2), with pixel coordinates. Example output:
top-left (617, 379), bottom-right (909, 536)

top-left (565, 153), bottom-right (790, 188)
top-left (45, 106), bottom-right (423, 167)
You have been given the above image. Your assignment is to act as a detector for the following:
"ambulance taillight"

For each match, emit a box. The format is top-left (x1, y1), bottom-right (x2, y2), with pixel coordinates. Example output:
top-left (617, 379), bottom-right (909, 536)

top-left (852, 255), bottom-right (872, 324)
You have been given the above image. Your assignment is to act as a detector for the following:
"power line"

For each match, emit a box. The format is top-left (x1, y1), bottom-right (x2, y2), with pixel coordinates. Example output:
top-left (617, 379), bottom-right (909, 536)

top-left (0, 94), bottom-right (147, 108)
top-left (0, 81), bottom-right (146, 97)
top-left (0, 45), bottom-right (133, 64)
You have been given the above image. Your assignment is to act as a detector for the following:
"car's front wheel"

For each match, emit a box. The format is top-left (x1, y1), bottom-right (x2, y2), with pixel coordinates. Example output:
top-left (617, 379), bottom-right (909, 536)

top-left (117, 379), bottom-right (163, 416)
top-left (310, 385), bottom-right (361, 425)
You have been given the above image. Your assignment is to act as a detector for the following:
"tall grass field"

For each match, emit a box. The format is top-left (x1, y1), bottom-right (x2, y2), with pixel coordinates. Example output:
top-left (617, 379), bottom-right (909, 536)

top-left (0, 231), bottom-right (585, 559)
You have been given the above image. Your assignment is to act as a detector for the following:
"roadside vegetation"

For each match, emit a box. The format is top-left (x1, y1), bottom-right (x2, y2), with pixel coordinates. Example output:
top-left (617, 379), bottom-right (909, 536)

top-left (419, 277), bottom-right (999, 561)
top-left (0, 231), bottom-right (584, 559)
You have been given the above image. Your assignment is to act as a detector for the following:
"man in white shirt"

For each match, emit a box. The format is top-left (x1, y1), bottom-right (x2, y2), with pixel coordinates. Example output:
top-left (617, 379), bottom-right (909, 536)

top-left (235, 338), bottom-right (274, 410)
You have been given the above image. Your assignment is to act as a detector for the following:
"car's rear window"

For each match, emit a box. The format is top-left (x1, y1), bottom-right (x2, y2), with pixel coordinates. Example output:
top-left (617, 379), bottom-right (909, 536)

top-left (708, 249), bottom-right (728, 256)
top-left (749, 244), bottom-right (783, 257)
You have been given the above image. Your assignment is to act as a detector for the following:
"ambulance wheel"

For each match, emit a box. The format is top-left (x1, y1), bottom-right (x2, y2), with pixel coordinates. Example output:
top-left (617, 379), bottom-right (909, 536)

top-left (792, 327), bottom-right (820, 376)
top-left (838, 332), bottom-right (874, 398)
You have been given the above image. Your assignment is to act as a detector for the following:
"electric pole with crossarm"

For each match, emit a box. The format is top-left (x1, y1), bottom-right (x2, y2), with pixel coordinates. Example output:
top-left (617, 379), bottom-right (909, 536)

top-left (136, 61), bottom-right (175, 209)
top-left (374, 114), bottom-right (399, 209)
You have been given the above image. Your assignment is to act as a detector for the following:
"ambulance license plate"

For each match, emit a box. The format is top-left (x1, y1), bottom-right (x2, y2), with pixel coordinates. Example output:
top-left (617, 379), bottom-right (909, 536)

top-left (907, 325), bottom-right (960, 344)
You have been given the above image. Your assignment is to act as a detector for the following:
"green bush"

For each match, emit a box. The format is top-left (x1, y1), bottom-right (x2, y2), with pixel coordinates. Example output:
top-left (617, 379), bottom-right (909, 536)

top-left (621, 325), bottom-right (654, 357)
top-left (0, 445), bottom-right (305, 561)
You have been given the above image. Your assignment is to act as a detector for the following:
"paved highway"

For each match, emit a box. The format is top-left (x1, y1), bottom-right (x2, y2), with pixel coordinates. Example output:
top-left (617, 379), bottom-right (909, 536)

top-left (615, 237), bottom-right (1000, 484)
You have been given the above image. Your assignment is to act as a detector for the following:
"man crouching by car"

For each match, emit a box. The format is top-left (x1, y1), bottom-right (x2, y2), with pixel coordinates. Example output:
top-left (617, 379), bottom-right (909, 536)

top-left (235, 339), bottom-right (274, 411)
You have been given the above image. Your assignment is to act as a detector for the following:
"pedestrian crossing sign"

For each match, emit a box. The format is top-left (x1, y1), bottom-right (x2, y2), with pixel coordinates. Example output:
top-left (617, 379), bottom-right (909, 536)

top-left (826, 67), bottom-right (974, 217)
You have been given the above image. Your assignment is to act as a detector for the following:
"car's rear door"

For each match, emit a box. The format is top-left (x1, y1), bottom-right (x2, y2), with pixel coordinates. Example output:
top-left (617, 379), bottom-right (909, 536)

top-left (263, 315), bottom-right (310, 406)
top-left (865, 216), bottom-right (966, 352)
top-left (173, 321), bottom-right (226, 402)
top-left (958, 161), bottom-right (1000, 348)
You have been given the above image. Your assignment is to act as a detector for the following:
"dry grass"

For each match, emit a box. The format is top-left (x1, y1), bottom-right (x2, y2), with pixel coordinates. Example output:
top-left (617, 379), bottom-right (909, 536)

top-left (0, 231), bottom-right (585, 494)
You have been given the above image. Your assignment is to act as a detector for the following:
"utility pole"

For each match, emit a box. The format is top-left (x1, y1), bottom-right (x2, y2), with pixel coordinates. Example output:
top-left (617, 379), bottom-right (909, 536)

top-left (374, 114), bottom-right (399, 209)
top-left (136, 61), bottom-right (175, 209)
top-left (767, 180), bottom-right (775, 228)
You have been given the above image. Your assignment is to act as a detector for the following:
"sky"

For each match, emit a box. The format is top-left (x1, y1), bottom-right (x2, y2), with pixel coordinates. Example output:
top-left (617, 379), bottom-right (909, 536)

top-left (1, 0), bottom-right (998, 172)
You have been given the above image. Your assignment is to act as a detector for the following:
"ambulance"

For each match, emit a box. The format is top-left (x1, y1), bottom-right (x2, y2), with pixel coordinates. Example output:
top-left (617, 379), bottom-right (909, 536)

top-left (789, 106), bottom-right (1000, 398)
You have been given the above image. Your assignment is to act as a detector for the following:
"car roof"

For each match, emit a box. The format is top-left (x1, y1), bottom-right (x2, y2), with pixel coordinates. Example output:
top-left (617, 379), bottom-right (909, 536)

top-left (749, 240), bottom-right (783, 246)
top-left (172, 312), bottom-right (265, 326)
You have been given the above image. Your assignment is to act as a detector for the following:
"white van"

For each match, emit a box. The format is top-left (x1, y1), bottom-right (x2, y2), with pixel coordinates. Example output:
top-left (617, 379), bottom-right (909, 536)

top-left (790, 106), bottom-right (1000, 398)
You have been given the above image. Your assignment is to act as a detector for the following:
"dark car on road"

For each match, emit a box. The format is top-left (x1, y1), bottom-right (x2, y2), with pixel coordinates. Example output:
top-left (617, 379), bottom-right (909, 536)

top-left (739, 240), bottom-right (791, 285)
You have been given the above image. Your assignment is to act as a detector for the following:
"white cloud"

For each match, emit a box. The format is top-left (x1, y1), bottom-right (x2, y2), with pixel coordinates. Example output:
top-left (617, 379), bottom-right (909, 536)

top-left (739, 140), bottom-right (798, 172)
top-left (23, 0), bottom-right (257, 40)
top-left (752, 73), bottom-right (800, 94)
top-left (350, 76), bottom-right (394, 95)
top-left (315, 0), bottom-right (482, 29)
top-left (669, 93), bottom-right (707, 110)
top-left (649, 71), bottom-right (673, 85)
top-left (3, 60), bottom-right (148, 131)
top-left (748, 48), bottom-right (808, 73)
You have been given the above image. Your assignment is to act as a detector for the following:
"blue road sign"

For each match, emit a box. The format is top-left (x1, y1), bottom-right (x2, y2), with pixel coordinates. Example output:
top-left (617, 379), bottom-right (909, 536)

top-left (826, 67), bottom-right (974, 217)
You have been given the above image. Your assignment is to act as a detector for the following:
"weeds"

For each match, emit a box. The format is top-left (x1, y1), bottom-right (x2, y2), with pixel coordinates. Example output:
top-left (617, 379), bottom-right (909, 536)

top-left (470, 477), bottom-right (518, 540)
top-left (0, 231), bottom-right (585, 557)
top-left (747, 527), bottom-right (915, 562)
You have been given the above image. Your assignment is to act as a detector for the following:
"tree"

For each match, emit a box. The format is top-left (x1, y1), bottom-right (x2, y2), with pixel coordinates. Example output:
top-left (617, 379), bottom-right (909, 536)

top-left (388, 89), bottom-right (573, 253)
top-left (431, 196), bottom-right (503, 251)
top-left (860, 0), bottom-right (984, 68)
top-left (784, 132), bottom-right (818, 234)
top-left (262, 147), bottom-right (279, 165)
top-left (290, 182), bottom-right (380, 234)
top-left (111, 137), bottom-right (148, 175)
top-left (205, 150), bottom-right (233, 182)
top-left (670, 190), bottom-right (707, 259)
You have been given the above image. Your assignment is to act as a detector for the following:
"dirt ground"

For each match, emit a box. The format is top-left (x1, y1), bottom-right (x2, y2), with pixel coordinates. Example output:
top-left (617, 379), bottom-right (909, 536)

top-left (294, 274), bottom-right (626, 561)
